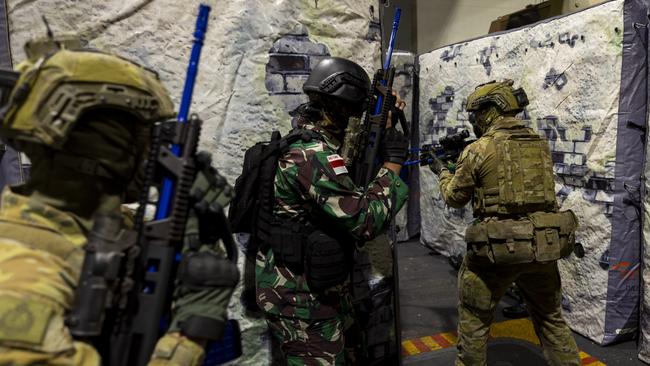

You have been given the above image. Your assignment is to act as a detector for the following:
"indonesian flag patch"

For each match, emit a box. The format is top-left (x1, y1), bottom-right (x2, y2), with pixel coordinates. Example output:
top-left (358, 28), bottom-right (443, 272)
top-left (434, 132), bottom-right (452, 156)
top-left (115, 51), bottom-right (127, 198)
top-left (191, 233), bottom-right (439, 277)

top-left (327, 154), bottom-right (348, 175)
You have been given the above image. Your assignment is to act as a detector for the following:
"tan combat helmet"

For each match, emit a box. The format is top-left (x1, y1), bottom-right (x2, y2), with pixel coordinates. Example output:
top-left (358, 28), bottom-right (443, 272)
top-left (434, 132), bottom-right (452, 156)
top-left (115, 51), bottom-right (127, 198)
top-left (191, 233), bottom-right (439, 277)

top-left (0, 35), bottom-right (175, 149)
top-left (465, 79), bottom-right (529, 113)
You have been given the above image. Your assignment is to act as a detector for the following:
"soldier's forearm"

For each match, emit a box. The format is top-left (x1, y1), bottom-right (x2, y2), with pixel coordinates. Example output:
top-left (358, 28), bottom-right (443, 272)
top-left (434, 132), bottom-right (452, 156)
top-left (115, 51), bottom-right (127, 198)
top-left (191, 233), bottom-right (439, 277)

top-left (383, 162), bottom-right (401, 175)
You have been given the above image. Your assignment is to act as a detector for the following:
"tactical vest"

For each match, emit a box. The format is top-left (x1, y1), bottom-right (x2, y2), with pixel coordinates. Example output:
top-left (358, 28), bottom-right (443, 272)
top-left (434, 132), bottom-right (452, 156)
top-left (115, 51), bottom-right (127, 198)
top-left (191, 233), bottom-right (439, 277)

top-left (464, 119), bottom-right (578, 264)
top-left (473, 122), bottom-right (556, 217)
top-left (230, 128), bottom-right (352, 291)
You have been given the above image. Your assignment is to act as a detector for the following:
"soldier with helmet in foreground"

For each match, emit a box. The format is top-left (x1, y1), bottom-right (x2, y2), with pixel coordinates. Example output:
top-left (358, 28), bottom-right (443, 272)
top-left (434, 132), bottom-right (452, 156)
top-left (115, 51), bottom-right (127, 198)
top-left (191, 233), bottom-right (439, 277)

top-left (0, 36), bottom-right (236, 366)
top-left (253, 57), bottom-right (409, 364)
top-left (429, 80), bottom-right (580, 366)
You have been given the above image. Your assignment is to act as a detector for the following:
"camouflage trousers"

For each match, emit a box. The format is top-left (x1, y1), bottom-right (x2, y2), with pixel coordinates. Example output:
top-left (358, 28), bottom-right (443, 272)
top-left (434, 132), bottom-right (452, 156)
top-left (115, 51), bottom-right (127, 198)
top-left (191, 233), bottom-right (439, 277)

top-left (266, 313), bottom-right (359, 366)
top-left (456, 257), bottom-right (580, 366)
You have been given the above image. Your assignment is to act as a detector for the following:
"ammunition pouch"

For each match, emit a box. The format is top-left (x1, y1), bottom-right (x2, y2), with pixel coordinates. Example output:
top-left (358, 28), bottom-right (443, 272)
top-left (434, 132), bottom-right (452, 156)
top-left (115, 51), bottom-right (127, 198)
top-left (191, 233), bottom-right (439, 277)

top-left (465, 218), bottom-right (535, 265)
top-left (266, 224), bottom-right (307, 274)
top-left (178, 251), bottom-right (240, 290)
top-left (529, 210), bottom-right (578, 262)
top-left (305, 230), bottom-right (351, 291)
top-left (465, 210), bottom-right (578, 264)
top-left (266, 222), bottom-right (351, 290)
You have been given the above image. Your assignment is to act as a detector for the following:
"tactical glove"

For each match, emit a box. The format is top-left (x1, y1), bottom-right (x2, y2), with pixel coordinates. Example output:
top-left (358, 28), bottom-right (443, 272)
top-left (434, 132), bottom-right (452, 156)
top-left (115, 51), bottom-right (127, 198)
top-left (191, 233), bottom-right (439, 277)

top-left (429, 157), bottom-right (445, 175)
top-left (381, 128), bottom-right (409, 165)
top-left (149, 332), bottom-right (205, 366)
top-left (429, 157), bottom-right (456, 175)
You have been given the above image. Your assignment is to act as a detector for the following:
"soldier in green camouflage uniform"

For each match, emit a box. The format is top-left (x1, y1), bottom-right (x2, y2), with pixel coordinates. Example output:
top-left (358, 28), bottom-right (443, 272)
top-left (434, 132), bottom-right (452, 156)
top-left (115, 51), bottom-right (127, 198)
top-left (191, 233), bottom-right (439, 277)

top-left (0, 36), bottom-right (235, 366)
top-left (430, 80), bottom-right (580, 366)
top-left (255, 57), bottom-right (409, 365)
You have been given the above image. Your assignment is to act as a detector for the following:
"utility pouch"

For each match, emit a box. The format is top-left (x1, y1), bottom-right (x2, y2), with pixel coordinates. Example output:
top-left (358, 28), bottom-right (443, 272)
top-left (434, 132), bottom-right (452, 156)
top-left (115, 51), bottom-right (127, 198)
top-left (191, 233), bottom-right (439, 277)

top-left (465, 219), bottom-right (535, 265)
top-left (266, 225), bottom-right (304, 274)
top-left (304, 230), bottom-right (350, 291)
top-left (529, 210), bottom-right (578, 261)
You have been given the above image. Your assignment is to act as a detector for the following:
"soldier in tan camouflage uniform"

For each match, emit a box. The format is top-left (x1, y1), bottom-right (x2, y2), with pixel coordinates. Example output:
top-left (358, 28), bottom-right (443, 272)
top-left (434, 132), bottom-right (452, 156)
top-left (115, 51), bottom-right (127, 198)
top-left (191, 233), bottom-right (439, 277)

top-left (430, 80), bottom-right (580, 366)
top-left (253, 57), bottom-right (409, 365)
top-left (0, 36), bottom-right (234, 366)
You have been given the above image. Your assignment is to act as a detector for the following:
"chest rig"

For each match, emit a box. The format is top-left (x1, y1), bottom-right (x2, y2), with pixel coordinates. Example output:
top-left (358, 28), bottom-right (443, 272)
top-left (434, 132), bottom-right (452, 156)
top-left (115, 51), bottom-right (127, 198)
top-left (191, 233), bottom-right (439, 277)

top-left (473, 122), bottom-right (556, 218)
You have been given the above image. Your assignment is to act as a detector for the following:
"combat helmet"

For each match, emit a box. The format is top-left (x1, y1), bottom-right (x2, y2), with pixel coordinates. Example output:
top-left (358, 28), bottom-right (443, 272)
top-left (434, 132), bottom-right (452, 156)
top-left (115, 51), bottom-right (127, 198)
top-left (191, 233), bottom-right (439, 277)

top-left (0, 35), bottom-right (175, 150)
top-left (303, 57), bottom-right (370, 105)
top-left (465, 79), bottom-right (529, 114)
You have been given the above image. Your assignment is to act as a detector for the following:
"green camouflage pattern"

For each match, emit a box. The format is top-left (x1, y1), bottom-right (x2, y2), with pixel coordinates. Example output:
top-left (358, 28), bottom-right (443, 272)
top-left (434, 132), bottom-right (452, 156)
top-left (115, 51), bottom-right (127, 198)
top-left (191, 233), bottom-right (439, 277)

top-left (0, 188), bottom-right (100, 364)
top-left (436, 115), bottom-right (579, 365)
top-left (266, 313), bottom-right (347, 366)
top-left (256, 120), bottom-right (408, 322)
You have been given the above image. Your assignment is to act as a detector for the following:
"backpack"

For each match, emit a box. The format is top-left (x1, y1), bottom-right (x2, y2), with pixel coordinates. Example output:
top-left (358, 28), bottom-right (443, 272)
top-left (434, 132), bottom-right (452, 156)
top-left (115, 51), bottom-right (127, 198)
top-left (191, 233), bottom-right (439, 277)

top-left (228, 129), bottom-right (322, 248)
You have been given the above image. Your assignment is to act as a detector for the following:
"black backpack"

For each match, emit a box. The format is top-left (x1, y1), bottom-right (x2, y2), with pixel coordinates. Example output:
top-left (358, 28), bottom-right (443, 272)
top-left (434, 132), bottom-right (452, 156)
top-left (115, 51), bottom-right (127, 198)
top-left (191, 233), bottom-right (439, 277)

top-left (228, 129), bottom-right (322, 247)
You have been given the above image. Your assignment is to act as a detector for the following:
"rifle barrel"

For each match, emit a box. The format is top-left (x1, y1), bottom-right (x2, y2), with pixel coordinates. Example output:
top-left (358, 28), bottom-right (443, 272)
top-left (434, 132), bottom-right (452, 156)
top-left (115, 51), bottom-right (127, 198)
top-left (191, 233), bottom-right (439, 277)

top-left (156, 4), bottom-right (211, 220)
top-left (383, 7), bottom-right (401, 71)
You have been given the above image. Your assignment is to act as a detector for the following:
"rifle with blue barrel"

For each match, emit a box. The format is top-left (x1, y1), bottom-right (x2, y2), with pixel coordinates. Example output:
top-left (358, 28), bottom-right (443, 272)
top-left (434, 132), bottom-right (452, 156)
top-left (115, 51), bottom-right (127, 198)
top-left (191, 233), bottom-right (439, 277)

top-left (341, 7), bottom-right (406, 366)
top-left (344, 8), bottom-right (408, 187)
top-left (67, 5), bottom-right (240, 365)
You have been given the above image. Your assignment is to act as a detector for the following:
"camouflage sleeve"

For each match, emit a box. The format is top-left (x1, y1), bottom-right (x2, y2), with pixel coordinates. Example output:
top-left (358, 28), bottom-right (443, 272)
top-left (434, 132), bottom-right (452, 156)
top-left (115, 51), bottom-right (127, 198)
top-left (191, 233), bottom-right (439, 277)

top-left (279, 145), bottom-right (408, 240)
top-left (438, 146), bottom-right (477, 208)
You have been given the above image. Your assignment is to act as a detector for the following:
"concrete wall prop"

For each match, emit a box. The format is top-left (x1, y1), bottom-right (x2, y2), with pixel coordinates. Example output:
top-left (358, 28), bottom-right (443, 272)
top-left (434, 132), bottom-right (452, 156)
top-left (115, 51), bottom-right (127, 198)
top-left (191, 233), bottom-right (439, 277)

top-left (417, 0), bottom-right (639, 344)
top-left (7, 0), bottom-right (381, 364)
top-left (391, 51), bottom-right (418, 242)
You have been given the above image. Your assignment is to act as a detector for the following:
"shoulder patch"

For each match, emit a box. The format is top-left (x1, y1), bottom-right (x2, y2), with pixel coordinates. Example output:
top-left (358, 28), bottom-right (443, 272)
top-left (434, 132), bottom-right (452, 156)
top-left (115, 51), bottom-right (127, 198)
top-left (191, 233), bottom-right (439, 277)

top-left (326, 154), bottom-right (348, 175)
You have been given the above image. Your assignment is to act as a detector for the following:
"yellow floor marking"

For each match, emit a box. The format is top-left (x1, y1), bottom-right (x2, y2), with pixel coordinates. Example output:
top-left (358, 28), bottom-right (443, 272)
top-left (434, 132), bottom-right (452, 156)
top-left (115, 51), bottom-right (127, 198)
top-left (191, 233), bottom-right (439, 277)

top-left (401, 340), bottom-right (420, 355)
top-left (489, 318), bottom-right (540, 345)
top-left (402, 318), bottom-right (605, 366)
top-left (441, 331), bottom-right (458, 344)
top-left (421, 335), bottom-right (444, 351)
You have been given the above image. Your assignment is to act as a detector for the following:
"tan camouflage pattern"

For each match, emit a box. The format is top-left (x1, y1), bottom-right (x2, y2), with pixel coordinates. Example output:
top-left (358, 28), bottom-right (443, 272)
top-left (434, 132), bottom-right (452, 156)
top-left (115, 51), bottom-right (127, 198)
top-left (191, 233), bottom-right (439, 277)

top-left (0, 188), bottom-right (100, 364)
top-left (439, 116), bottom-right (555, 213)
top-left (465, 79), bottom-right (523, 113)
top-left (3, 47), bottom-right (175, 148)
top-left (436, 116), bottom-right (579, 365)
top-left (456, 258), bottom-right (579, 366)
top-left (149, 332), bottom-right (205, 366)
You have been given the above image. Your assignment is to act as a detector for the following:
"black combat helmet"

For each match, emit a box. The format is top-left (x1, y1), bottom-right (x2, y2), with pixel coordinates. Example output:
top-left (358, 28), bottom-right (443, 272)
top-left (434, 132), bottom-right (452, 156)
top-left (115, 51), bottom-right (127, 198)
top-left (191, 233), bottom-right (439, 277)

top-left (302, 57), bottom-right (371, 126)
top-left (303, 57), bottom-right (370, 105)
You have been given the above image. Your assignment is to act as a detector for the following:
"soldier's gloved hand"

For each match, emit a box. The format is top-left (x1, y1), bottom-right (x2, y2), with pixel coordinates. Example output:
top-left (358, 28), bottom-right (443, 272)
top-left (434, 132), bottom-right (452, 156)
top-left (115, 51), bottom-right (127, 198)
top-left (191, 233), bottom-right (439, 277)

top-left (185, 151), bottom-right (234, 249)
top-left (381, 128), bottom-right (409, 165)
top-left (149, 332), bottom-right (205, 366)
top-left (429, 156), bottom-right (445, 175)
top-left (429, 157), bottom-right (456, 175)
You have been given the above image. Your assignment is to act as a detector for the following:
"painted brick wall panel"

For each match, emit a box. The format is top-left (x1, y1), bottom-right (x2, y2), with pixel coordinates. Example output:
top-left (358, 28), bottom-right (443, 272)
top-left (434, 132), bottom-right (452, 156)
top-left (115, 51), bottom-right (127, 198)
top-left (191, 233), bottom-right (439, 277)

top-left (6, 1), bottom-right (381, 364)
top-left (418, 0), bottom-right (625, 343)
